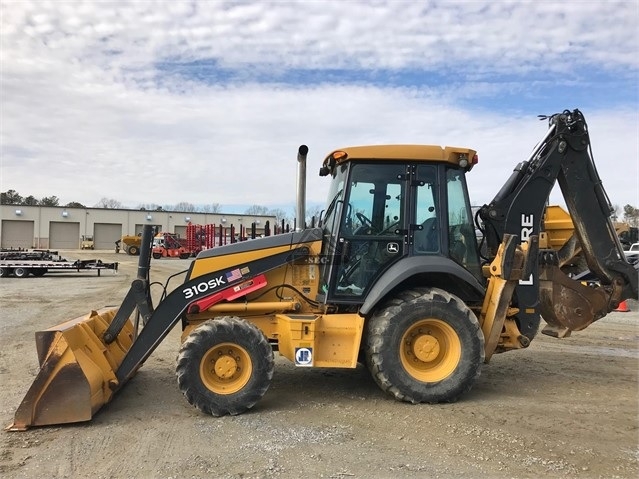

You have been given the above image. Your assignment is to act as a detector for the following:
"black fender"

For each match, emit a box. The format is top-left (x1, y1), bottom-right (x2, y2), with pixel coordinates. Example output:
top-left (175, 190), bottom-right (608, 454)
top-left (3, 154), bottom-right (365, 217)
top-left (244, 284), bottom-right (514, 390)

top-left (360, 256), bottom-right (486, 316)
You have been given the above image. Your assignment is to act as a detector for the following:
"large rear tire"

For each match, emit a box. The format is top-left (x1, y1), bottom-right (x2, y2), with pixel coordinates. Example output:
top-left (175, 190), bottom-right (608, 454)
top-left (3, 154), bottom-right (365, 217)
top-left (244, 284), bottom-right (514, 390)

top-left (366, 287), bottom-right (484, 404)
top-left (176, 317), bottom-right (274, 416)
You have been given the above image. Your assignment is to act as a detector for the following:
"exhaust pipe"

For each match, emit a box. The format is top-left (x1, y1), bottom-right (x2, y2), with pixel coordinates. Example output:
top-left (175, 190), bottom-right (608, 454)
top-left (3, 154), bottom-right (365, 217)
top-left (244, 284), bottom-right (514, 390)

top-left (296, 145), bottom-right (308, 232)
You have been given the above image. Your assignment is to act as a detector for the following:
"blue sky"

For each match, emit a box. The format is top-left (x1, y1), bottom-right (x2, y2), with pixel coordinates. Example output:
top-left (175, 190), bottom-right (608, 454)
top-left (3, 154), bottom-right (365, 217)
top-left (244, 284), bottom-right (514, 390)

top-left (1, 0), bottom-right (638, 217)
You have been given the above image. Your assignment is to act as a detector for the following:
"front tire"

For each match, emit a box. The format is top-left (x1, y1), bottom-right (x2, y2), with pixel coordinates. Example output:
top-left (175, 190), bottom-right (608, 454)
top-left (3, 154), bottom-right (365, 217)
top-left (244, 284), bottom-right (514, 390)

top-left (176, 317), bottom-right (274, 416)
top-left (127, 245), bottom-right (139, 255)
top-left (366, 287), bottom-right (484, 404)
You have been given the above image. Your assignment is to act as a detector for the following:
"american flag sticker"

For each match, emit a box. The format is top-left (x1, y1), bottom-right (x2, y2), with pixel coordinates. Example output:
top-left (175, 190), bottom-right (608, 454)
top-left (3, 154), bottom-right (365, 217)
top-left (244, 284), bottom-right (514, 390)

top-left (225, 268), bottom-right (242, 282)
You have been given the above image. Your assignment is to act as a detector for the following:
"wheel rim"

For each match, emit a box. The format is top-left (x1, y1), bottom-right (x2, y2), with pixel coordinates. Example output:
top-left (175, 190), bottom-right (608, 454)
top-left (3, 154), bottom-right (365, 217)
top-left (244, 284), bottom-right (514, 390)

top-left (14, 268), bottom-right (27, 277)
top-left (200, 342), bottom-right (252, 394)
top-left (400, 319), bottom-right (461, 382)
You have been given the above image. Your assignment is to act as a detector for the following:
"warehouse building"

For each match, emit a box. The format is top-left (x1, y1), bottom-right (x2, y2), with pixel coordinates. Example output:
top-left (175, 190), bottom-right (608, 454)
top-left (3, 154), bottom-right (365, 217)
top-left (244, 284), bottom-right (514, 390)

top-left (0, 205), bottom-right (276, 250)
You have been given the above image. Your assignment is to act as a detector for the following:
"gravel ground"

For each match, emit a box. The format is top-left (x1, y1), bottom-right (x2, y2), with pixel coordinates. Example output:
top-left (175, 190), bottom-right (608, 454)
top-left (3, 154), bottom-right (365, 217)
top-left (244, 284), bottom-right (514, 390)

top-left (1, 251), bottom-right (637, 479)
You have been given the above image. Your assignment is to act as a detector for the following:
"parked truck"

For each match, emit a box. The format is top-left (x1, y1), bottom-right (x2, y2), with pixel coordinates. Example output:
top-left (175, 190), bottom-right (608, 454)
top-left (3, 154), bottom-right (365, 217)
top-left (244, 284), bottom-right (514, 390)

top-left (152, 232), bottom-right (191, 259)
top-left (80, 235), bottom-right (94, 250)
top-left (115, 234), bottom-right (142, 255)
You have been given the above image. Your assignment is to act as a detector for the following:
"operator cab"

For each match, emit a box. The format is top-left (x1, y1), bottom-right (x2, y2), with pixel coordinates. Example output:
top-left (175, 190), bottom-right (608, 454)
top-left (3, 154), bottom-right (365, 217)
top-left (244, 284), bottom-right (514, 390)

top-left (318, 145), bottom-right (482, 304)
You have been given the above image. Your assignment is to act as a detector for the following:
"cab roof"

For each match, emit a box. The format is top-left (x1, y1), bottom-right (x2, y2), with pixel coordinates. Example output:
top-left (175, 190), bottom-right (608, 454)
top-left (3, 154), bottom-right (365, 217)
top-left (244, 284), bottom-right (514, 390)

top-left (322, 144), bottom-right (478, 172)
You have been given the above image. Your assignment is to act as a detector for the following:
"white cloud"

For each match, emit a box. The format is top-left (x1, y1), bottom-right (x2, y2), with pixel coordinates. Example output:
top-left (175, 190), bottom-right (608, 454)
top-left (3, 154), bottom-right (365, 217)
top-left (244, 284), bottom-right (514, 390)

top-left (3, 1), bottom-right (637, 73)
top-left (1, 0), bottom-right (637, 213)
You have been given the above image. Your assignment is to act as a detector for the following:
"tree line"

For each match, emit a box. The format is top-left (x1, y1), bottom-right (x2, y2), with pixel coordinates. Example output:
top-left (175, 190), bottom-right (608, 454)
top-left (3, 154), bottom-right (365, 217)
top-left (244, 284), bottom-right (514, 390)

top-left (615, 205), bottom-right (639, 228)
top-left (3, 189), bottom-right (637, 229)
top-left (1, 189), bottom-right (67, 207)
top-left (0, 189), bottom-right (223, 214)
top-left (0, 189), bottom-right (311, 226)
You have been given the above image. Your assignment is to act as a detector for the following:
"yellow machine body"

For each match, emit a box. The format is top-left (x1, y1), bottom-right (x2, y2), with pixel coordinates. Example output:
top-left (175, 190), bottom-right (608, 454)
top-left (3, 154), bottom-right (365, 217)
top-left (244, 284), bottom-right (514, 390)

top-left (184, 237), bottom-right (364, 368)
top-left (9, 112), bottom-right (637, 429)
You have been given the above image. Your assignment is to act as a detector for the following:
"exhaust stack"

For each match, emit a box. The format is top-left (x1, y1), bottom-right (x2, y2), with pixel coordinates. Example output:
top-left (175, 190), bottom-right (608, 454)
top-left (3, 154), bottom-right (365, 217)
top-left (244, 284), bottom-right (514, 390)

top-left (296, 145), bottom-right (309, 231)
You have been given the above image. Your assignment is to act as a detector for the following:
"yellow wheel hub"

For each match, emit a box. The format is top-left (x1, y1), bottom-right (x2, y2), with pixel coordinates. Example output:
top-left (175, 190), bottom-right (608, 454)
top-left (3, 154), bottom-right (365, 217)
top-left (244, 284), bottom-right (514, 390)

top-left (412, 334), bottom-right (441, 362)
top-left (200, 343), bottom-right (252, 395)
top-left (400, 319), bottom-right (461, 382)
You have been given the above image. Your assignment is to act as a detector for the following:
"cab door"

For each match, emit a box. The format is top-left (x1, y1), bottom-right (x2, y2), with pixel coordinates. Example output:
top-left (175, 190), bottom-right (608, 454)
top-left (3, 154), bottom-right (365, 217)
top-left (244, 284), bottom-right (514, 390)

top-left (329, 162), bottom-right (408, 300)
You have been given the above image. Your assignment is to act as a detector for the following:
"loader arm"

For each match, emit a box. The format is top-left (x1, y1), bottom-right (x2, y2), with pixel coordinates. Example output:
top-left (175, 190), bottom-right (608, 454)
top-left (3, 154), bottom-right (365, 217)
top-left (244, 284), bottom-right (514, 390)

top-left (479, 109), bottom-right (638, 341)
top-left (8, 224), bottom-right (309, 430)
top-left (113, 245), bottom-right (308, 385)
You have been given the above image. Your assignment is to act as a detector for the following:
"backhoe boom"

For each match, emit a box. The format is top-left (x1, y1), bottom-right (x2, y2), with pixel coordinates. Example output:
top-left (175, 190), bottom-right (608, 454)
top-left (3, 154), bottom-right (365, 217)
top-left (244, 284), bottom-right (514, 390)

top-left (480, 109), bottom-right (637, 339)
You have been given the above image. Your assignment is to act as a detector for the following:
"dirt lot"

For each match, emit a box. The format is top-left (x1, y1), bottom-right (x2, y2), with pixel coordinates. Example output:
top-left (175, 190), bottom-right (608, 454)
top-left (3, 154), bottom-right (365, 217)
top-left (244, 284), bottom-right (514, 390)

top-left (0, 251), bottom-right (637, 478)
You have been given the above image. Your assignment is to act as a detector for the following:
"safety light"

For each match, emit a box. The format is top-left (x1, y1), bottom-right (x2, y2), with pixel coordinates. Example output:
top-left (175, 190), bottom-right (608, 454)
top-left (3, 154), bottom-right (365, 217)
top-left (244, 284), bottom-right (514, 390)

top-left (458, 153), bottom-right (478, 170)
top-left (333, 151), bottom-right (347, 161)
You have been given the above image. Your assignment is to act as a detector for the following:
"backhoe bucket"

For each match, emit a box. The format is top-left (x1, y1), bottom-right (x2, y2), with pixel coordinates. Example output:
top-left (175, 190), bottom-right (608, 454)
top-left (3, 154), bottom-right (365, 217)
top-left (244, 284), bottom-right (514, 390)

top-left (8, 308), bottom-right (134, 431)
top-left (539, 264), bottom-right (609, 338)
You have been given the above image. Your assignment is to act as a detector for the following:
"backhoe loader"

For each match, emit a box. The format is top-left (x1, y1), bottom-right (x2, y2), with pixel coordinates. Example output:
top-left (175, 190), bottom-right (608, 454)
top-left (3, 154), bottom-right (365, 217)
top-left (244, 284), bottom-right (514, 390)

top-left (8, 109), bottom-right (637, 430)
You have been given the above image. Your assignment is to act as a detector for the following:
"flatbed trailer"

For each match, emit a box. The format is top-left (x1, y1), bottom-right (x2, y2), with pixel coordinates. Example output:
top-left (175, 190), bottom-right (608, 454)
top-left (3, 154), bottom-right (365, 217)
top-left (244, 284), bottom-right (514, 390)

top-left (0, 257), bottom-right (118, 278)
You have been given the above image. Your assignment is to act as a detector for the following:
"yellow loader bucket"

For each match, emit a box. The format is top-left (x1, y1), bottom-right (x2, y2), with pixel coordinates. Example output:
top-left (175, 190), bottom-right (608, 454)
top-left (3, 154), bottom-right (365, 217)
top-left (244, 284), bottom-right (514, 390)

top-left (8, 308), bottom-right (134, 431)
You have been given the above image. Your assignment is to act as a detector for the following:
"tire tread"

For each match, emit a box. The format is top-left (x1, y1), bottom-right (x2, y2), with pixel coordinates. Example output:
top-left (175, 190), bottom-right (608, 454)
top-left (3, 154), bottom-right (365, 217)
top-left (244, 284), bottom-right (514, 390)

top-left (366, 287), bottom-right (484, 404)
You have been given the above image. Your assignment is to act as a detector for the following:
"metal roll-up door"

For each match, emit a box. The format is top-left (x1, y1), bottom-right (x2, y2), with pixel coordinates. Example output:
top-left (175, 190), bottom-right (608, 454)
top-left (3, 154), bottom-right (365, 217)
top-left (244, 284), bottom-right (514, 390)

top-left (135, 224), bottom-right (161, 235)
top-left (1, 220), bottom-right (34, 249)
top-left (93, 223), bottom-right (122, 250)
top-left (174, 225), bottom-right (187, 238)
top-left (49, 222), bottom-right (80, 249)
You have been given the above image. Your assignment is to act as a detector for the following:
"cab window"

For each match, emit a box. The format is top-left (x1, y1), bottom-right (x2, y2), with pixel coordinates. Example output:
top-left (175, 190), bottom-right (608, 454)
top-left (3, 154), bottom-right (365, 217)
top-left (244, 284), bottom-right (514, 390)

top-left (446, 168), bottom-right (481, 280)
top-left (413, 165), bottom-right (439, 253)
